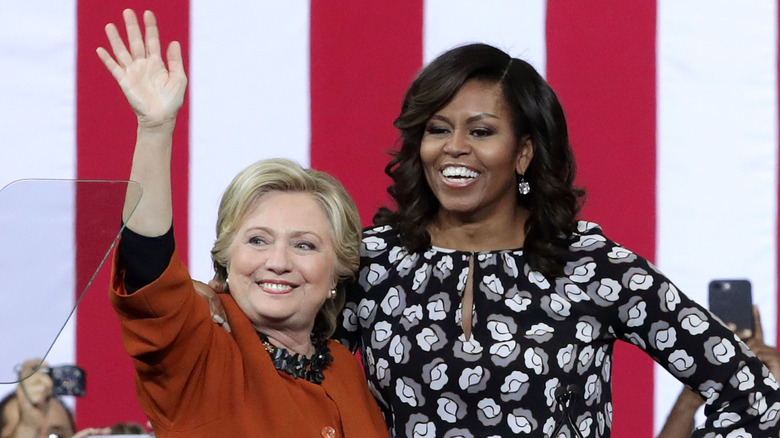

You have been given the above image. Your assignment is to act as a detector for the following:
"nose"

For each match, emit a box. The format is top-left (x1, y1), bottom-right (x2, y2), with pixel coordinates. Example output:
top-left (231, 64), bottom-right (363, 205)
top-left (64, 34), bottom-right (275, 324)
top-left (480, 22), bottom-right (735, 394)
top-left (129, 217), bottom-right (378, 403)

top-left (442, 129), bottom-right (470, 157)
top-left (265, 242), bottom-right (292, 273)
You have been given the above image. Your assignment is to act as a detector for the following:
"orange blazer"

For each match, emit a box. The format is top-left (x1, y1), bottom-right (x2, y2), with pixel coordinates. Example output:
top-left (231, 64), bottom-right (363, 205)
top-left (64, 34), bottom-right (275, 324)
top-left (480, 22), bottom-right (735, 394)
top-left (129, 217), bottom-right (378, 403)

top-left (110, 247), bottom-right (389, 438)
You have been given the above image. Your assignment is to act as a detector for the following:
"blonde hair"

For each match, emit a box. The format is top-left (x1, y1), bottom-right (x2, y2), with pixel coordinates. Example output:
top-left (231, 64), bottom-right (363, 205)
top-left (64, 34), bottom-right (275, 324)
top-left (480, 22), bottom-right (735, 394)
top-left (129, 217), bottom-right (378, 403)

top-left (211, 158), bottom-right (361, 337)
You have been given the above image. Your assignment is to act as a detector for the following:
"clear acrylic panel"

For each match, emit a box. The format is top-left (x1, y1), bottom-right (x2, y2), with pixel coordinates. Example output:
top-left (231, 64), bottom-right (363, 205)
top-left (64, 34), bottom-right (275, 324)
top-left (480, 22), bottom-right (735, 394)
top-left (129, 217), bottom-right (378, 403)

top-left (0, 179), bottom-right (141, 384)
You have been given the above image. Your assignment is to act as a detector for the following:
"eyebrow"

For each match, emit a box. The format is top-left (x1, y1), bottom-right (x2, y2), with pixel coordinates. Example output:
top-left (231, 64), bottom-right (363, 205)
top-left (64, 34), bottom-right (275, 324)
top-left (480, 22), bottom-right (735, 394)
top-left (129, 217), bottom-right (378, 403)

top-left (428, 113), bottom-right (500, 124)
top-left (245, 226), bottom-right (323, 241)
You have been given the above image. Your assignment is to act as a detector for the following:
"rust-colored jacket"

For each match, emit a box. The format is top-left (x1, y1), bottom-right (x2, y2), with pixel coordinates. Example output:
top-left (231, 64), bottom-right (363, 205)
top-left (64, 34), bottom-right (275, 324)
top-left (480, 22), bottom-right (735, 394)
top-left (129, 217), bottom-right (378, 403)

top-left (110, 248), bottom-right (389, 438)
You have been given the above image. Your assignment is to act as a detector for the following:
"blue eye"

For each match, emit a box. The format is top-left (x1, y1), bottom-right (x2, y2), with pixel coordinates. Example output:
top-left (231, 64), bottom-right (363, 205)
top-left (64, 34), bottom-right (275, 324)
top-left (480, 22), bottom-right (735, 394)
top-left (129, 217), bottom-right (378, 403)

top-left (249, 236), bottom-right (267, 245)
top-left (296, 241), bottom-right (316, 250)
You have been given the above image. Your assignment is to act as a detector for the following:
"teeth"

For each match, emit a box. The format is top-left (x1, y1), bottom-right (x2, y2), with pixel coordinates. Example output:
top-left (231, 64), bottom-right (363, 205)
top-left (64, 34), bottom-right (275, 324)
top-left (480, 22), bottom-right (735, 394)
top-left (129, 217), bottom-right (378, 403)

top-left (442, 166), bottom-right (479, 178)
top-left (260, 282), bottom-right (292, 292)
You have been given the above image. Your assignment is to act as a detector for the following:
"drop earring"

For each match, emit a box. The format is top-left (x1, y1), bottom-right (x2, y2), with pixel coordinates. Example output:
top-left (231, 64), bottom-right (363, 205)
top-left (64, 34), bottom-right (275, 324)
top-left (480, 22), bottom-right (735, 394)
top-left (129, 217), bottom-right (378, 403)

top-left (518, 174), bottom-right (531, 195)
top-left (330, 289), bottom-right (337, 299)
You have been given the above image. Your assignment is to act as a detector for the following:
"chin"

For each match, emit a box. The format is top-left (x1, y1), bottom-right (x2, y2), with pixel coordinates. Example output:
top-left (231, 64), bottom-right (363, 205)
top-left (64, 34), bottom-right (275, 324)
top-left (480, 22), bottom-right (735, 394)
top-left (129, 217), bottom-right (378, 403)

top-left (437, 201), bottom-right (480, 215)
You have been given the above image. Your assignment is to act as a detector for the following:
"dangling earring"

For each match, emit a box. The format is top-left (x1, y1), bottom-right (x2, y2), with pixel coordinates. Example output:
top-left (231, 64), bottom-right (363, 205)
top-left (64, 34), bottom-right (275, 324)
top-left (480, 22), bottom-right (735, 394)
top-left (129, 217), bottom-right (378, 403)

top-left (224, 277), bottom-right (230, 292)
top-left (329, 289), bottom-right (337, 299)
top-left (518, 174), bottom-right (531, 195)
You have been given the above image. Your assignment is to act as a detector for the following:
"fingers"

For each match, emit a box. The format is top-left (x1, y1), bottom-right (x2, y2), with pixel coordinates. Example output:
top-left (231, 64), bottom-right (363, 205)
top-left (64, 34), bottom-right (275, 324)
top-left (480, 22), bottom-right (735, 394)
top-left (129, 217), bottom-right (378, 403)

top-left (208, 300), bottom-right (232, 333)
top-left (751, 305), bottom-right (764, 341)
top-left (17, 358), bottom-right (45, 380)
top-left (143, 10), bottom-right (162, 58)
top-left (123, 8), bottom-right (145, 60)
top-left (207, 279), bottom-right (224, 294)
top-left (102, 21), bottom-right (133, 68)
top-left (73, 427), bottom-right (112, 438)
top-left (98, 9), bottom-right (169, 69)
top-left (96, 47), bottom-right (123, 83)
top-left (166, 41), bottom-right (186, 80)
top-left (17, 375), bottom-right (51, 409)
top-left (211, 313), bottom-right (233, 334)
top-left (736, 328), bottom-right (753, 342)
top-left (195, 280), bottom-right (231, 333)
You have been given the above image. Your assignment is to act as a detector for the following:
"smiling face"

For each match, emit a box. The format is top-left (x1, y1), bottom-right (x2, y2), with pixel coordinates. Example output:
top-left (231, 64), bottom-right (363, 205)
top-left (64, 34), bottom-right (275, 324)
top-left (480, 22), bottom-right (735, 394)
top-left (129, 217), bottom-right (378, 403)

top-left (420, 79), bottom-right (533, 222)
top-left (226, 191), bottom-right (336, 335)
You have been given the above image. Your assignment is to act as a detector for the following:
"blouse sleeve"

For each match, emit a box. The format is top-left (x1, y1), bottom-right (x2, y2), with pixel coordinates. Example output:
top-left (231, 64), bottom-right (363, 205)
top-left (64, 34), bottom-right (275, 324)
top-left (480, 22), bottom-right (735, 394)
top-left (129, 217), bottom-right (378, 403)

top-left (587, 230), bottom-right (780, 435)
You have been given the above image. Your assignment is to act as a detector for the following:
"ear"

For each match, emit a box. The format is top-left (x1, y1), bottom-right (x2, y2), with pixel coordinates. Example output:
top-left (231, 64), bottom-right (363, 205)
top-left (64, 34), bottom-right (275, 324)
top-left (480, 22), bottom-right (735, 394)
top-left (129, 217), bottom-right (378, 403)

top-left (515, 137), bottom-right (534, 174)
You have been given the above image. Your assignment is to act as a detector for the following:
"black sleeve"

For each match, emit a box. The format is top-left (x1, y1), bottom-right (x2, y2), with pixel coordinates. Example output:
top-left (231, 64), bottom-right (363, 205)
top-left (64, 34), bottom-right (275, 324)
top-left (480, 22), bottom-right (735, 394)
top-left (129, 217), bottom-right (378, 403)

top-left (118, 225), bottom-right (175, 293)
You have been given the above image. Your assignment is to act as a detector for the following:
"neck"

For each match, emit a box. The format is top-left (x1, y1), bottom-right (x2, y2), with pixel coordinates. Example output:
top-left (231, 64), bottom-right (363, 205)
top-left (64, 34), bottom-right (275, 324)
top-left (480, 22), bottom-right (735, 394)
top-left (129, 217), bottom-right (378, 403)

top-left (429, 206), bottom-right (529, 252)
top-left (258, 327), bottom-right (315, 357)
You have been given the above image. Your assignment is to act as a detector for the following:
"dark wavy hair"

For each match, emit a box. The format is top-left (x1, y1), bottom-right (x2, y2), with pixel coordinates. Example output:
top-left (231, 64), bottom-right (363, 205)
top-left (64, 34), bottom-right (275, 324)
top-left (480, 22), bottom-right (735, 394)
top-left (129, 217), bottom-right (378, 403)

top-left (374, 43), bottom-right (585, 276)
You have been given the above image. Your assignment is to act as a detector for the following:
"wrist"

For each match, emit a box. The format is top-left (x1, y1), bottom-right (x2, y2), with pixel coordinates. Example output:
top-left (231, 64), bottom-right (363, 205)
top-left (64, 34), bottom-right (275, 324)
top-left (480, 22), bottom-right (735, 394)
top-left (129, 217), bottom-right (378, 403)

top-left (137, 116), bottom-right (177, 134)
top-left (676, 389), bottom-right (706, 410)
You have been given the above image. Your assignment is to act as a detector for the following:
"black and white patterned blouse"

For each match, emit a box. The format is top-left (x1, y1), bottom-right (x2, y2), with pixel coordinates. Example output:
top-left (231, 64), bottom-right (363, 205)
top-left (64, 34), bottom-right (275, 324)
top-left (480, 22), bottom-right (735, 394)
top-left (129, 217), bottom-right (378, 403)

top-left (336, 221), bottom-right (780, 438)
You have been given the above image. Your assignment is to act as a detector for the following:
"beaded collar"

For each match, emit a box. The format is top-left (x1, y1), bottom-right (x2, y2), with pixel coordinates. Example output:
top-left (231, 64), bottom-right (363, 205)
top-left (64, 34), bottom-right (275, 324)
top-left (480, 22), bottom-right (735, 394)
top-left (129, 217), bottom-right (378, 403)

top-left (257, 332), bottom-right (334, 384)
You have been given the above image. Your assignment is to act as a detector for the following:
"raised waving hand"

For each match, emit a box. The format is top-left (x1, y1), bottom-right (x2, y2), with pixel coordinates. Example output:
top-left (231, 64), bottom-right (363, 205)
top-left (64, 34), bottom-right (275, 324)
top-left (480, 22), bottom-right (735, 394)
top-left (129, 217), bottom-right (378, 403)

top-left (97, 9), bottom-right (186, 236)
top-left (97, 9), bottom-right (186, 128)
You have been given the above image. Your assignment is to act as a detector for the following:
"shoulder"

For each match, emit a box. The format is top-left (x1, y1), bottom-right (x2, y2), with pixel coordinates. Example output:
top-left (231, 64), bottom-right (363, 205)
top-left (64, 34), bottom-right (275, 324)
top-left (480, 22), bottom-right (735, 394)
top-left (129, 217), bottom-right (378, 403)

top-left (563, 220), bottom-right (658, 274)
top-left (568, 220), bottom-right (630, 256)
top-left (326, 340), bottom-right (364, 374)
top-left (328, 338), bottom-right (358, 358)
top-left (571, 220), bottom-right (605, 240)
top-left (362, 224), bottom-right (400, 243)
top-left (360, 225), bottom-right (404, 257)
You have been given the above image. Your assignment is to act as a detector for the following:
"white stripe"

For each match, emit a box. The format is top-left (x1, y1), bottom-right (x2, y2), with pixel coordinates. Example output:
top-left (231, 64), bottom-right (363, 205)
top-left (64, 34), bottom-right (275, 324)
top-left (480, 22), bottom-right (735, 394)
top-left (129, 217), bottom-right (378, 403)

top-left (0, 1), bottom-right (77, 384)
top-left (189, 1), bottom-right (311, 281)
top-left (0, 1), bottom-right (76, 185)
top-left (423, 0), bottom-right (547, 74)
top-left (655, 0), bottom-right (779, 431)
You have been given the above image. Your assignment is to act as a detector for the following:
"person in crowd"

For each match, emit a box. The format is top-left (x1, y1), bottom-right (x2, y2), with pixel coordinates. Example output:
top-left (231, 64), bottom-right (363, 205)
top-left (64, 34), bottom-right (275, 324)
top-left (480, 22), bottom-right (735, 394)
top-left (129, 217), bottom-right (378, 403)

top-left (97, 9), bottom-right (387, 437)
top-left (0, 359), bottom-right (111, 438)
top-left (657, 305), bottom-right (780, 437)
top-left (107, 422), bottom-right (146, 434)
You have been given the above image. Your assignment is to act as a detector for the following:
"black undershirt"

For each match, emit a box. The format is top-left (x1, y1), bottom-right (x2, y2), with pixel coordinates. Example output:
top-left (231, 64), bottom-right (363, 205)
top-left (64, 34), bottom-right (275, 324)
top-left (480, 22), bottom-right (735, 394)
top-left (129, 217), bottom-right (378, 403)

top-left (118, 225), bottom-right (174, 293)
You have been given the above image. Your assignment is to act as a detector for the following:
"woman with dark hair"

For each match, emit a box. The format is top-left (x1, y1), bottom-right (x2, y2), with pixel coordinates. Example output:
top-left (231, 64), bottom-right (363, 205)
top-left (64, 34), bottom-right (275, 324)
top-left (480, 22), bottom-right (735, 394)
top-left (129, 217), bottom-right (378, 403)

top-left (377, 43), bottom-right (581, 277)
top-left (200, 43), bottom-right (780, 437)
top-left (335, 43), bottom-right (780, 437)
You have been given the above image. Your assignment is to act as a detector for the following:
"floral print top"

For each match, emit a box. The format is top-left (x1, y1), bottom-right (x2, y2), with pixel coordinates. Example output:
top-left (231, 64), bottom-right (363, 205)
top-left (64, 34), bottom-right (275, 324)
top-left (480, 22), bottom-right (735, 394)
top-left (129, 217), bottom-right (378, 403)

top-left (336, 221), bottom-right (780, 438)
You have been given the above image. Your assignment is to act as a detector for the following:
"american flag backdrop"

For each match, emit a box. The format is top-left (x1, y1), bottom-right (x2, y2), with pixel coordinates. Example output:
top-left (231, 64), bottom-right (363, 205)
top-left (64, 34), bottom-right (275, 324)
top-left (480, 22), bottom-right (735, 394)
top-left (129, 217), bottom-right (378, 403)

top-left (1, 1), bottom-right (778, 436)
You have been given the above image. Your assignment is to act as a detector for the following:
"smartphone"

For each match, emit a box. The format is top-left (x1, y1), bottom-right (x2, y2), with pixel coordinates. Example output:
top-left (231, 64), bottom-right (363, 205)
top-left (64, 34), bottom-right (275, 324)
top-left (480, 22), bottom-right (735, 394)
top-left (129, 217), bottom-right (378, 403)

top-left (708, 279), bottom-right (754, 333)
top-left (47, 364), bottom-right (86, 397)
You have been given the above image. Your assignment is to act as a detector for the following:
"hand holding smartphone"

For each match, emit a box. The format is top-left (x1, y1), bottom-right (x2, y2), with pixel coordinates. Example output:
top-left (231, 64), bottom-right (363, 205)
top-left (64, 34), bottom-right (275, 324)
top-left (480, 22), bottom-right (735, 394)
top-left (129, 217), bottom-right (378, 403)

top-left (708, 279), bottom-right (754, 336)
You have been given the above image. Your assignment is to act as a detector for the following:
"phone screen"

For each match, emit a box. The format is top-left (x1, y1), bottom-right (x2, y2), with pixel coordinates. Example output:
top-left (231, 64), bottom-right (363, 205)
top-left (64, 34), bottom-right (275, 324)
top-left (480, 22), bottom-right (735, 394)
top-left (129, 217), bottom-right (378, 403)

top-left (708, 279), bottom-right (753, 333)
top-left (48, 364), bottom-right (86, 397)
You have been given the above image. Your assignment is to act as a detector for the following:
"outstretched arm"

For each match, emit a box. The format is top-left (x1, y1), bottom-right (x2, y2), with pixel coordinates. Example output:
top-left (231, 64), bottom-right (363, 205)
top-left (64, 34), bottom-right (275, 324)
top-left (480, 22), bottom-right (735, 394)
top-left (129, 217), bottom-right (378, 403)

top-left (656, 305), bottom-right (780, 438)
top-left (655, 387), bottom-right (704, 438)
top-left (97, 9), bottom-right (187, 237)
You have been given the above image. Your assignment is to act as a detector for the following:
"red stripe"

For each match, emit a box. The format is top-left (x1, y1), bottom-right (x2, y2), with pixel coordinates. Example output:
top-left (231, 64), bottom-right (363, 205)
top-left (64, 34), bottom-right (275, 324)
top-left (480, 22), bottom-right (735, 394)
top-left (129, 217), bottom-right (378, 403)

top-left (76, 0), bottom-right (189, 427)
top-left (309, 0), bottom-right (424, 225)
top-left (546, 2), bottom-right (658, 436)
